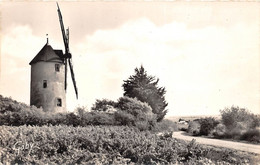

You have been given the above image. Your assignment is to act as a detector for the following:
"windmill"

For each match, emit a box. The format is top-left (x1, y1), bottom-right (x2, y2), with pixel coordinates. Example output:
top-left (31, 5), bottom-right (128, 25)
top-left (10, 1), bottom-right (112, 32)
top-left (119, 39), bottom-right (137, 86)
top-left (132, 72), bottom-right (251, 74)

top-left (29, 3), bottom-right (78, 113)
top-left (57, 3), bottom-right (78, 99)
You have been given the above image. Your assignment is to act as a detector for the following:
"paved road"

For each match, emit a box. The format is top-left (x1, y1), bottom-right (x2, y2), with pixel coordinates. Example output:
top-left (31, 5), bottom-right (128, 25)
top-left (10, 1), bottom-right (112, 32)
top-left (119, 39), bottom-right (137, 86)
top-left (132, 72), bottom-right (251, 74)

top-left (172, 131), bottom-right (260, 154)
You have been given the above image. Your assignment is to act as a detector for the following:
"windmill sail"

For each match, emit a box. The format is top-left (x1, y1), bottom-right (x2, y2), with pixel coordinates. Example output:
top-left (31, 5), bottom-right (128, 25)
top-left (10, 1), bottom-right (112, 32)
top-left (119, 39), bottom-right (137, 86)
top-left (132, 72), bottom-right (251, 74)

top-left (65, 59), bottom-right (67, 90)
top-left (68, 59), bottom-right (78, 99)
top-left (57, 3), bottom-right (69, 55)
top-left (57, 2), bottom-right (78, 99)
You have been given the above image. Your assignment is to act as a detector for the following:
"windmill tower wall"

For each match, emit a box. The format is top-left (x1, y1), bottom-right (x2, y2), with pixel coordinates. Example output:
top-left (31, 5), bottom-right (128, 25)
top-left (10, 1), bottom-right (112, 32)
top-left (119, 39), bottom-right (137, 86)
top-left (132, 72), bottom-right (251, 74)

top-left (30, 62), bottom-right (66, 113)
top-left (30, 44), bottom-right (67, 113)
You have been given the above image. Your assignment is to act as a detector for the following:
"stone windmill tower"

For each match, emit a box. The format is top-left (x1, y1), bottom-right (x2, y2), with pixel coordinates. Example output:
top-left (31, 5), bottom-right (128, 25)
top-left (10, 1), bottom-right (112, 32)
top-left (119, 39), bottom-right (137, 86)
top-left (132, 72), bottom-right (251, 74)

top-left (29, 3), bottom-right (78, 113)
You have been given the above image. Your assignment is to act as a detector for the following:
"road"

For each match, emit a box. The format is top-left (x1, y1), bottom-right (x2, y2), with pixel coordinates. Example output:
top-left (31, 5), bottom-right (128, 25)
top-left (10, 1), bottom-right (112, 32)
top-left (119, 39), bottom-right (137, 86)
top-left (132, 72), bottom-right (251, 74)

top-left (172, 131), bottom-right (260, 154)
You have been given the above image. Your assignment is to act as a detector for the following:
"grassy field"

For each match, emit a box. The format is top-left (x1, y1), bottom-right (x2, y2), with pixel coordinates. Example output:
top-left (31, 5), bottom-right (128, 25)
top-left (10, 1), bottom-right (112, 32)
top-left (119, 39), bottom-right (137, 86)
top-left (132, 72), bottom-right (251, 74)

top-left (1, 95), bottom-right (259, 164)
top-left (0, 125), bottom-right (259, 164)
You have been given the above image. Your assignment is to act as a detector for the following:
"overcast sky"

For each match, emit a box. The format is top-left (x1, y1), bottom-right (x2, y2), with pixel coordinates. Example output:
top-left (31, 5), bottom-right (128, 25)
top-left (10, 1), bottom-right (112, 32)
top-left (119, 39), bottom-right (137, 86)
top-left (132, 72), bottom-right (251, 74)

top-left (0, 1), bottom-right (259, 116)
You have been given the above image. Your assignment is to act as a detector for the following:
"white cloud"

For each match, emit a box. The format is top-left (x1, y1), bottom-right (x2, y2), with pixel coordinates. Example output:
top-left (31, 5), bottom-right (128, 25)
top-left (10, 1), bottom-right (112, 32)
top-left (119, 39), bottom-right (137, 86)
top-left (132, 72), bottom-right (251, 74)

top-left (0, 25), bottom-right (39, 104)
top-left (72, 17), bottom-right (259, 115)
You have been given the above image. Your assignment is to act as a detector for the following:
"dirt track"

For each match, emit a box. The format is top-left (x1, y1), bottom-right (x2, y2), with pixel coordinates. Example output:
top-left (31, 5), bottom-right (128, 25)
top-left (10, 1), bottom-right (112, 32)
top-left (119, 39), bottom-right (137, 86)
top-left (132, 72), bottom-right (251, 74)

top-left (172, 131), bottom-right (260, 154)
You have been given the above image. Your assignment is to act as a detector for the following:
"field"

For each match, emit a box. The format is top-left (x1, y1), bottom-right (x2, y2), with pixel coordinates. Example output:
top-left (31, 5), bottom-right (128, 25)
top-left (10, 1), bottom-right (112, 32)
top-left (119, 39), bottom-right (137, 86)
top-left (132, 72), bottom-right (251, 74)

top-left (1, 95), bottom-right (260, 164)
top-left (0, 125), bottom-right (259, 164)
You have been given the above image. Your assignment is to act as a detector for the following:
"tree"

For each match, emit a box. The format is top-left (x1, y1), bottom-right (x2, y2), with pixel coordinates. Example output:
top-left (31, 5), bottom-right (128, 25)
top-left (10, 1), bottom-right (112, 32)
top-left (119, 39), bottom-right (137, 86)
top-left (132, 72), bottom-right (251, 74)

top-left (122, 65), bottom-right (168, 121)
top-left (220, 106), bottom-right (260, 130)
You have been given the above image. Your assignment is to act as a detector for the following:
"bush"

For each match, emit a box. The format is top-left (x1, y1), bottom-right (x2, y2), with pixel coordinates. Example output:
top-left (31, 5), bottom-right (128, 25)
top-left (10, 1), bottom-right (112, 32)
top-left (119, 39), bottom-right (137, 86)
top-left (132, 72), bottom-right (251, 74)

top-left (0, 95), bottom-right (29, 113)
top-left (198, 117), bottom-right (219, 136)
top-left (220, 106), bottom-right (259, 131)
top-left (115, 97), bottom-right (157, 130)
top-left (212, 123), bottom-right (226, 138)
top-left (186, 117), bottom-right (219, 136)
top-left (153, 119), bottom-right (178, 132)
top-left (85, 111), bottom-right (115, 126)
top-left (114, 110), bottom-right (136, 126)
top-left (0, 105), bottom-right (116, 127)
top-left (219, 106), bottom-right (260, 141)
top-left (240, 129), bottom-right (260, 143)
top-left (116, 96), bottom-right (153, 115)
top-left (187, 121), bottom-right (201, 136)
top-left (249, 115), bottom-right (260, 128)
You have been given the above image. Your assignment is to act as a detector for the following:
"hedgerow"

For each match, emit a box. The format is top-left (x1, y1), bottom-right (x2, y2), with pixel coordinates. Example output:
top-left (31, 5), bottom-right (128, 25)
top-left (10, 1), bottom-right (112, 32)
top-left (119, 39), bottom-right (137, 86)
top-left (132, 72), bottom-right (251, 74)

top-left (0, 125), bottom-right (257, 164)
top-left (0, 95), bottom-right (160, 131)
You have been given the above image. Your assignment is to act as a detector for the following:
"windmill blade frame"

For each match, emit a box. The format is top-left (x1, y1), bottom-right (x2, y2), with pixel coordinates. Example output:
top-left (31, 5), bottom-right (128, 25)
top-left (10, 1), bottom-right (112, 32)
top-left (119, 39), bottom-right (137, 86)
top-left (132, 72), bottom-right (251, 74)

top-left (68, 58), bottom-right (78, 99)
top-left (65, 59), bottom-right (67, 90)
top-left (57, 2), bottom-right (78, 99)
top-left (57, 3), bottom-right (69, 55)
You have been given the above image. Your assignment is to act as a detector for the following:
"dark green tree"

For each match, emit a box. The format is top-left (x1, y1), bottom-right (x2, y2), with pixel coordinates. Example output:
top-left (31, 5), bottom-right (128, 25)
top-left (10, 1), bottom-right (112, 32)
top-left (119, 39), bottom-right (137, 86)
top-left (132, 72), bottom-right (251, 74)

top-left (122, 65), bottom-right (168, 121)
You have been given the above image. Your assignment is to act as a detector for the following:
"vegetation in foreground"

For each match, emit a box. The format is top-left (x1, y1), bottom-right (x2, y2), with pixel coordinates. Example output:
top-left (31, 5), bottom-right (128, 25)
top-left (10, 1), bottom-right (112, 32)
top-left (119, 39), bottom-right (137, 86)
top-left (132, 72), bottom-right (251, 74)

top-left (0, 125), bottom-right (259, 165)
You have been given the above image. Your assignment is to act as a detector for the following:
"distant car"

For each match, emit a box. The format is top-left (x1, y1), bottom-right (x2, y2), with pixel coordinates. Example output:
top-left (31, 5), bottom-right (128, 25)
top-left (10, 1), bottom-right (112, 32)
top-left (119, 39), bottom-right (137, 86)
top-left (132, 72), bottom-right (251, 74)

top-left (178, 118), bottom-right (189, 125)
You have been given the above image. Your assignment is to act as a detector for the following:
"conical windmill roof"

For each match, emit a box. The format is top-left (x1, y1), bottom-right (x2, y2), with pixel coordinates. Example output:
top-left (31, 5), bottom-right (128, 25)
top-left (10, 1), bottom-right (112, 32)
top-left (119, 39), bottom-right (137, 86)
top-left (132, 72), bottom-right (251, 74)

top-left (29, 43), bottom-right (64, 65)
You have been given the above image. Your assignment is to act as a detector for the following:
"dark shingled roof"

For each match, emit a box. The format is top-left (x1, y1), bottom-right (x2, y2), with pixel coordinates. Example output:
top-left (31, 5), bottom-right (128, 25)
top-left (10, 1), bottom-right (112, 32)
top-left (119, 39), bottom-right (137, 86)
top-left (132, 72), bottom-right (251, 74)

top-left (29, 44), bottom-right (64, 65)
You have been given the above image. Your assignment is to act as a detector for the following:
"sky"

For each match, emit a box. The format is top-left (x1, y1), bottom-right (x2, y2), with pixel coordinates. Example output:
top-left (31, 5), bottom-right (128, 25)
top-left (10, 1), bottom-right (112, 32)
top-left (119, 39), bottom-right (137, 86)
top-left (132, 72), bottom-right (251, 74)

top-left (0, 1), bottom-right (259, 116)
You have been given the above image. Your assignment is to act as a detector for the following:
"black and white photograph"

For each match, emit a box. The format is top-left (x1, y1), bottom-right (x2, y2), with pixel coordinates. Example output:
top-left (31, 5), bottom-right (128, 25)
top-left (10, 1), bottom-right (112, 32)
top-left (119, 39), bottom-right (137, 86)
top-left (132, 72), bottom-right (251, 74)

top-left (0, 1), bottom-right (259, 164)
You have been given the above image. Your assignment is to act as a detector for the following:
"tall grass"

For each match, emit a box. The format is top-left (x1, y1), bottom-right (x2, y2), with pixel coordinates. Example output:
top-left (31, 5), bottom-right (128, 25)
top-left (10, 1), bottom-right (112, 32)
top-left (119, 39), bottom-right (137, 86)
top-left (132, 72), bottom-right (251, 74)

top-left (0, 125), bottom-right (257, 164)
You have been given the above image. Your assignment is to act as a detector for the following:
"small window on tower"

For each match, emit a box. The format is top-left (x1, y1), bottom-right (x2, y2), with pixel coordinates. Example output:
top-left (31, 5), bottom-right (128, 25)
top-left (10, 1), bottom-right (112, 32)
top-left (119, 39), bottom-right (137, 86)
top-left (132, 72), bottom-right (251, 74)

top-left (55, 64), bottom-right (60, 72)
top-left (57, 98), bottom-right (62, 107)
top-left (43, 80), bottom-right (47, 88)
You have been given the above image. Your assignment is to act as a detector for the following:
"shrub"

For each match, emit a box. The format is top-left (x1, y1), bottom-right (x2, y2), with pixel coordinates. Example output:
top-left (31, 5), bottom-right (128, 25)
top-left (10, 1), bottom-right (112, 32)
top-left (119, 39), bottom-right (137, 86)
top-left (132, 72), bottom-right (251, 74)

top-left (0, 105), bottom-right (49, 126)
top-left (240, 129), bottom-right (260, 143)
top-left (219, 106), bottom-right (260, 141)
top-left (74, 106), bottom-right (89, 116)
top-left (153, 119), bottom-right (178, 132)
top-left (116, 96), bottom-right (153, 114)
top-left (198, 117), bottom-right (219, 136)
top-left (114, 110), bottom-right (136, 126)
top-left (222, 122), bottom-right (248, 139)
top-left (0, 95), bottom-right (29, 113)
top-left (84, 111), bottom-right (115, 126)
top-left (187, 121), bottom-right (201, 136)
top-left (115, 96), bottom-right (157, 130)
top-left (220, 106), bottom-right (259, 131)
top-left (249, 115), bottom-right (260, 128)
top-left (212, 123), bottom-right (226, 138)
